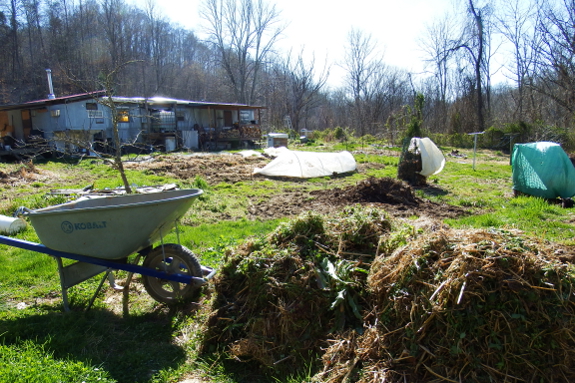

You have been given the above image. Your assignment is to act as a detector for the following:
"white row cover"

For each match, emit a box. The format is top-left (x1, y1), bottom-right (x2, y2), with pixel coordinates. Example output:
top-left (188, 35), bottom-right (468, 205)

top-left (254, 149), bottom-right (357, 178)
top-left (409, 137), bottom-right (446, 176)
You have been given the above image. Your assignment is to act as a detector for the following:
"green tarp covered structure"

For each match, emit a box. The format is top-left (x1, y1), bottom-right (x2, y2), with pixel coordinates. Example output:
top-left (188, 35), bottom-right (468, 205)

top-left (511, 141), bottom-right (575, 199)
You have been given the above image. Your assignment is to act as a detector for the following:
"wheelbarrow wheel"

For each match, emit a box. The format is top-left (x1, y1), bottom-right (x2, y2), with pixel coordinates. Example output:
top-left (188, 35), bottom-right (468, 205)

top-left (142, 244), bottom-right (202, 304)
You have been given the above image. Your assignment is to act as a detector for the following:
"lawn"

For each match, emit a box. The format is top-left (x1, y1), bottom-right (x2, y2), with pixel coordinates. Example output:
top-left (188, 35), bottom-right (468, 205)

top-left (0, 143), bottom-right (573, 382)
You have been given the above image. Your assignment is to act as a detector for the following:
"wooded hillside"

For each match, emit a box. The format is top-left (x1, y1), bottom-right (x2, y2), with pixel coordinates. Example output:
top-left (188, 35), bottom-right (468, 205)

top-left (0, 0), bottom-right (573, 149)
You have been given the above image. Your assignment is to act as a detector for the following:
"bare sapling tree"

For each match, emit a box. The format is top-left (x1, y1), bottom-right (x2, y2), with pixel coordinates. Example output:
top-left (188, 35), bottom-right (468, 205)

top-left (98, 71), bottom-right (132, 194)
top-left (66, 61), bottom-right (147, 194)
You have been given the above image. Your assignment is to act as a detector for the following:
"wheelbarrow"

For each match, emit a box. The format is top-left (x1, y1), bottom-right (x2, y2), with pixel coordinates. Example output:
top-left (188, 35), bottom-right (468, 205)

top-left (0, 188), bottom-right (215, 311)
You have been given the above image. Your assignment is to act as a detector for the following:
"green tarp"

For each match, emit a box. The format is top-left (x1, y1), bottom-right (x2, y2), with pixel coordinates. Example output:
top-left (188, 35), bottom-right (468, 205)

top-left (511, 141), bottom-right (575, 199)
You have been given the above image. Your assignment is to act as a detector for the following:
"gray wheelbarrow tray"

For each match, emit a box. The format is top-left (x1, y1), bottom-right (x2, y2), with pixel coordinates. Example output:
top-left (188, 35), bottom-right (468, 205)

top-left (0, 188), bottom-right (216, 311)
top-left (26, 188), bottom-right (204, 259)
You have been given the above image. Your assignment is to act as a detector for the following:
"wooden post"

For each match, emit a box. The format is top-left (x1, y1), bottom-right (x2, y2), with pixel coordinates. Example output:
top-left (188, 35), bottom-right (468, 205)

top-left (468, 131), bottom-right (485, 171)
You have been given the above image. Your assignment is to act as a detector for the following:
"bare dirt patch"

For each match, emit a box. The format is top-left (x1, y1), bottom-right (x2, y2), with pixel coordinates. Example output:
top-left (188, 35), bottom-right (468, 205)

top-left (0, 153), bottom-right (466, 223)
top-left (124, 153), bottom-right (269, 184)
top-left (247, 177), bottom-right (468, 221)
top-left (0, 162), bottom-right (60, 186)
top-left (124, 154), bottom-right (468, 222)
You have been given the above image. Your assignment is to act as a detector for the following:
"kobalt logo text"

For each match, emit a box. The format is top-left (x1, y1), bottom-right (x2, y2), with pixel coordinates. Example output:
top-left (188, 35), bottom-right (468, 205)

top-left (61, 220), bottom-right (107, 234)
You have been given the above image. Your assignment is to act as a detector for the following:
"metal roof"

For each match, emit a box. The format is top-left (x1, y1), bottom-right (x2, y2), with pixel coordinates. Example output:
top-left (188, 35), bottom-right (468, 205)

top-left (0, 92), bottom-right (266, 111)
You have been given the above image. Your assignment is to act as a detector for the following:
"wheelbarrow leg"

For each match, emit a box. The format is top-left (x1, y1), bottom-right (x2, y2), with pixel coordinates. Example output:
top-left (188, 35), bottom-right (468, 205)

top-left (55, 256), bottom-right (70, 312)
top-left (54, 255), bottom-right (111, 312)
top-left (86, 270), bottom-right (113, 311)
top-left (122, 254), bottom-right (142, 316)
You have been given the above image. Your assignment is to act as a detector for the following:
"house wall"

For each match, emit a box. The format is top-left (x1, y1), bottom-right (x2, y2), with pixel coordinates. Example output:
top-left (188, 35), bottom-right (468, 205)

top-left (35, 101), bottom-right (109, 139)
top-left (180, 108), bottom-right (211, 130)
top-left (28, 100), bottom-right (109, 152)
top-left (1, 97), bottom-right (262, 153)
top-left (5, 110), bottom-right (23, 140)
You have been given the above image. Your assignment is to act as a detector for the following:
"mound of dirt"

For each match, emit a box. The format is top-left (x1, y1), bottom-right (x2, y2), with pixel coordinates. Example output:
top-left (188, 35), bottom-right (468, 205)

top-left (312, 176), bottom-right (418, 205)
top-left (248, 177), bottom-right (468, 221)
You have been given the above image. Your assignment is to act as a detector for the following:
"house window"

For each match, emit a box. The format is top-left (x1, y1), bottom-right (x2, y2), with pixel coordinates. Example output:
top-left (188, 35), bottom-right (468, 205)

top-left (118, 110), bottom-right (130, 123)
top-left (240, 110), bottom-right (255, 124)
top-left (86, 103), bottom-right (98, 110)
top-left (88, 110), bottom-right (103, 118)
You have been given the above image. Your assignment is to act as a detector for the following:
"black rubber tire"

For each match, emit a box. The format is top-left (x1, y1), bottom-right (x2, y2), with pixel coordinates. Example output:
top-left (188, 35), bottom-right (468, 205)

top-left (142, 244), bottom-right (202, 304)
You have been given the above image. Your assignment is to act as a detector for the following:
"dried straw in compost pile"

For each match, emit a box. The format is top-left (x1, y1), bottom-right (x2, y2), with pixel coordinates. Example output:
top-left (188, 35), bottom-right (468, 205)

top-left (200, 207), bottom-right (397, 376)
top-left (315, 229), bottom-right (575, 383)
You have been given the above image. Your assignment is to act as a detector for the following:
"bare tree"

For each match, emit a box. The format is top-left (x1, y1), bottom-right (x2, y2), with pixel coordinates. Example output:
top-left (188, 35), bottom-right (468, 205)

top-left (496, 0), bottom-right (540, 118)
top-left (282, 49), bottom-right (329, 132)
top-left (464, 0), bottom-right (489, 131)
top-left (443, 0), bottom-right (494, 132)
top-left (342, 28), bottom-right (385, 136)
top-left (67, 62), bottom-right (147, 193)
top-left (533, 0), bottom-right (575, 122)
top-left (101, 0), bottom-right (128, 68)
top-left (419, 15), bottom-right (458, 131)
top-left (199, 0), bottom-right (284, 105)
top-left (8, 0), bottom-right (21, 84)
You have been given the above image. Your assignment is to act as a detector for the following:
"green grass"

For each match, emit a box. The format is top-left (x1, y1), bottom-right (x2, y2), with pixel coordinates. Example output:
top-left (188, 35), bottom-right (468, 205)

top-left (447, 196), bottom-right (575, 244)
top-left (0, 308), bottom-right (192, 383)
top-left (0, 340), bottom-right (114, 383)
top-left (160, 218), bottom-right (285, 267)
top-left (0, 145), bottom-right (574, 382)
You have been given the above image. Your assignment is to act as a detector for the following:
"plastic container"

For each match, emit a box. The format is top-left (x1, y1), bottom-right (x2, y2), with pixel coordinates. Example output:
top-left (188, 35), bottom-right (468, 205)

top-left (0, 215), bottom-right (26, 234)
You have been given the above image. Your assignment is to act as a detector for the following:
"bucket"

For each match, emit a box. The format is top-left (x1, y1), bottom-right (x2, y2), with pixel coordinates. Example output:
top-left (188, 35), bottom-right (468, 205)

top-left (165, 136), bottom-right (176, 152)
top-left (0, 215), bottom-right (26, 234)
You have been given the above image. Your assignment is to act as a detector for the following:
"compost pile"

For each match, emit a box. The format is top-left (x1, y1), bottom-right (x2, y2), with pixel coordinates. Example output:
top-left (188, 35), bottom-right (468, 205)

top-left (200, 208), bottom-right (575, 382)
top-left (201, 206), bottom-right (396, 374)
top-left (316, 229), bottom-right (575, 382)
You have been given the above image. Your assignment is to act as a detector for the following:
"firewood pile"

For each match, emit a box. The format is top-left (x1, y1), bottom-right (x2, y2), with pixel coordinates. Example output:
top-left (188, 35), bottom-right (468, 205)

top-left (239, 126), bottom-right (261, 138)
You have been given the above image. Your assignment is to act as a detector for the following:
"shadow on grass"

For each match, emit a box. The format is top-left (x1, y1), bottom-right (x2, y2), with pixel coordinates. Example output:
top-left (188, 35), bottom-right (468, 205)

top-left (416, 184), bottom-right (450, 197)
top-left (0, 306), bottom-right (187, 383)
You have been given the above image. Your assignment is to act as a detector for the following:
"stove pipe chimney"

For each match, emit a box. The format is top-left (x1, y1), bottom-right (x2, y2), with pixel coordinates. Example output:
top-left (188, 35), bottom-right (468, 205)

top-left (46, 69), bottom-right (55, 99)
